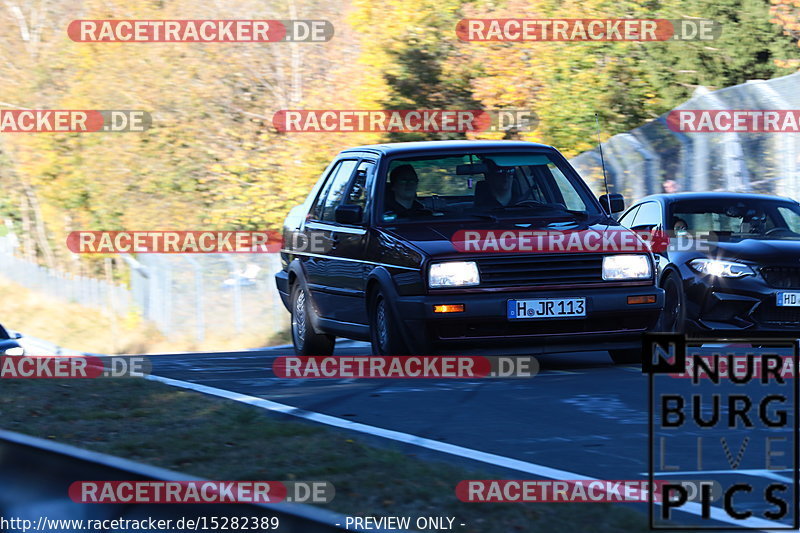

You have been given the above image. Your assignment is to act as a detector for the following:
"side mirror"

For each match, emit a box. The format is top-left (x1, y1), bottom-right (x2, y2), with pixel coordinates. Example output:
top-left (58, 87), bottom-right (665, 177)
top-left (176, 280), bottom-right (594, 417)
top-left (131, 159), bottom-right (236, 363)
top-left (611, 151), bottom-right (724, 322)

top-left (13, 332), bottom-right (22, 339)
top-left (632, 224), bottom-right (657, 232)
top-left (334, 204), bottom-right (364, 225)
top-left (598, 193), bottom-right (625, 214)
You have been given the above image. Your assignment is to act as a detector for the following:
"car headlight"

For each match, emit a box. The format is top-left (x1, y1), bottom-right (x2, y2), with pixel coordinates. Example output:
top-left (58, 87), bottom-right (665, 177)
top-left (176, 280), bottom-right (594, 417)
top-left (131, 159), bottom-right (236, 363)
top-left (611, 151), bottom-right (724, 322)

top-left (429, 261), bottom-right (480, 288)
top-left (602, 254), bottom-right (652, 280)
top-left (689, 259), bottom-right (754, 278)
top-left (4, 346), bottom-right (23, 356)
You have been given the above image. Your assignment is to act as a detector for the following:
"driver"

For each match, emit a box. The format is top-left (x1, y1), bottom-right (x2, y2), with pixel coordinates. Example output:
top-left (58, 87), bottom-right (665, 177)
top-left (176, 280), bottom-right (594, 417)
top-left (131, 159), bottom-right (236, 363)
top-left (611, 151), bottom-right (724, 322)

top-left (384, 164), bottom-right (425, 215)
top-left (671, 217), bottom-right (689, 234)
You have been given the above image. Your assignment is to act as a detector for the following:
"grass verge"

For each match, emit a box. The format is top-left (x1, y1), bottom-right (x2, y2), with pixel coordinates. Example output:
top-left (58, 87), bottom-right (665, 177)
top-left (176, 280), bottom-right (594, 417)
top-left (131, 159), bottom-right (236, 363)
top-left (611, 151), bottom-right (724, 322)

top-left (0, 377), bottom-right (651, 532)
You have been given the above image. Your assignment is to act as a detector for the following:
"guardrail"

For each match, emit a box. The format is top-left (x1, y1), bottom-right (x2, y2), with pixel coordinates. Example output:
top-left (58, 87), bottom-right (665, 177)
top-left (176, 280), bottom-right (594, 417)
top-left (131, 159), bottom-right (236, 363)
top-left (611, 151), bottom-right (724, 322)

top-left (0, 430), bottom-right (384, 533)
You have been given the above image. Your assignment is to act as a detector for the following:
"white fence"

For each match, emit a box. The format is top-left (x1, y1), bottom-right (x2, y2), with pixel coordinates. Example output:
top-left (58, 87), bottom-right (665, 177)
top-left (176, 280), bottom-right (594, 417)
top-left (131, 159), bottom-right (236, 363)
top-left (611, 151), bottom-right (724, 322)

top-left (0, 236), bottom-right (289, 342)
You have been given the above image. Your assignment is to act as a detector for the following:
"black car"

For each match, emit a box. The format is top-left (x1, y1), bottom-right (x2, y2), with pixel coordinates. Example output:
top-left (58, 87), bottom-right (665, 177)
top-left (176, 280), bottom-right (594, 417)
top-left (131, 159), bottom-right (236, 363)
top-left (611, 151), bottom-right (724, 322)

top-left (275, 141), bottom-right (664, 363)
top-left (619, 192), bottom-right (800, 333)
top-left (0, 323), bottom-right (24, 356)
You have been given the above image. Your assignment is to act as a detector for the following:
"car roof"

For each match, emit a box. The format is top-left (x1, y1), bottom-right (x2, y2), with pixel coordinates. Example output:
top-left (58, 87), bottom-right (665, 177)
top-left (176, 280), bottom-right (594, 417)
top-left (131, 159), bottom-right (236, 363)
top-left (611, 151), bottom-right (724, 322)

top-left (634, 191), bottom-right (798, 206)
top-left (339, 140), bottom-right (554, 156)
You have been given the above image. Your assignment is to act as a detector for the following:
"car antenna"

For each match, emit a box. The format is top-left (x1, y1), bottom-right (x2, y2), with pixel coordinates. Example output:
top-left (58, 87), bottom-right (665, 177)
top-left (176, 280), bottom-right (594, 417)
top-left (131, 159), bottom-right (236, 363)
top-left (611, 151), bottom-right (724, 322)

top-left (595, 113), bottom-right (612, 214)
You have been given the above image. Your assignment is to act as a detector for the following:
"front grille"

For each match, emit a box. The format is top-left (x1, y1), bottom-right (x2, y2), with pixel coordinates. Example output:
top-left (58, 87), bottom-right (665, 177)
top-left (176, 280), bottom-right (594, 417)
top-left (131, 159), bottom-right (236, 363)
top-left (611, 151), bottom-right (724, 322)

top-left (761, 267), bottom-right (800, 289)
top-left (753, 304), bottom-right (800, 326)
top-left (475, 254), bottom-right (604, 288)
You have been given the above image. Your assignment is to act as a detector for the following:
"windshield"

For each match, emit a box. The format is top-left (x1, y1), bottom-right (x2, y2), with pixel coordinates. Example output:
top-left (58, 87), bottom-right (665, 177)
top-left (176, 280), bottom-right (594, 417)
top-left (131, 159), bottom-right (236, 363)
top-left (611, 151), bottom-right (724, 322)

top-left (670, 198), bottom-right (800, 240)
top-left (380, 152), bottom-right (603, 223)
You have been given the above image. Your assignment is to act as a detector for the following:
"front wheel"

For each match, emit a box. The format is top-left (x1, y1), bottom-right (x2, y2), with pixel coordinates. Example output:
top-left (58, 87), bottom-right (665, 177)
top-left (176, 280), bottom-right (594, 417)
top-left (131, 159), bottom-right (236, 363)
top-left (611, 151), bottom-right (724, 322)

top-left (659, 272), bottom-right (686, 334)
top-left (290, 284), bottom-right (335, 356)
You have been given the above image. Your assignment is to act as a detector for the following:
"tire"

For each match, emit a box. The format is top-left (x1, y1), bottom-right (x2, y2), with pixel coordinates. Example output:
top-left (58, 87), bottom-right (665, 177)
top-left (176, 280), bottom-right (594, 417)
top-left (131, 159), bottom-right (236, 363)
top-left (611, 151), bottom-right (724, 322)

top-left (609, 348), bottom-right (640, 365)
top-left (290, 284), bottom-right (335, 356)
top-left (369, 289), bottom-right (409, 355)
top-left (659, 271), bottom-right (686, 334)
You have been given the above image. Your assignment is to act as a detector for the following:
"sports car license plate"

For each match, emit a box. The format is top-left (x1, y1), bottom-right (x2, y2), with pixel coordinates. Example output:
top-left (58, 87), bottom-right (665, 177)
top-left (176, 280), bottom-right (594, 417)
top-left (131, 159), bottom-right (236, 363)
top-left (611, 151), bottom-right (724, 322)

top-left (776, 292), bottom-right (800, 307)
top-left (507, 298), bottom-right (586, 319)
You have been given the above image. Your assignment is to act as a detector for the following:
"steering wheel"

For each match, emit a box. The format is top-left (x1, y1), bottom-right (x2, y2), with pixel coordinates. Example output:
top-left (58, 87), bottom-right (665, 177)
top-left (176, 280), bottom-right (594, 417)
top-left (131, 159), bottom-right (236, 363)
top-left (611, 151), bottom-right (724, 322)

top-left (765, 227), bottom-right (794, 237)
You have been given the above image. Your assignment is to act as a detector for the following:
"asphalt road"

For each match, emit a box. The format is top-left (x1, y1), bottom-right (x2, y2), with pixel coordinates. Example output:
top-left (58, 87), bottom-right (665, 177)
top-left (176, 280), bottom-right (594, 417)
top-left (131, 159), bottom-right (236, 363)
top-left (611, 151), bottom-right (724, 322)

top-left (149, 341), bottom-right (797, 529)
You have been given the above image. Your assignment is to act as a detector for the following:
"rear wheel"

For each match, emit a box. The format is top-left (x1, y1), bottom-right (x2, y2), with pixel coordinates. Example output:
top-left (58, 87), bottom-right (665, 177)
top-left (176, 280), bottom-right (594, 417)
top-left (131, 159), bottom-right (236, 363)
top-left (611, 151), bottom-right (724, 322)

top-left (369, 290), bottom-right (408, 355)
top-left (659, 272), bottom-right (686, 334)
top-left (609, 348), bottom-right (640, 364)
top-left (291, 284), bottom-right (335, 356)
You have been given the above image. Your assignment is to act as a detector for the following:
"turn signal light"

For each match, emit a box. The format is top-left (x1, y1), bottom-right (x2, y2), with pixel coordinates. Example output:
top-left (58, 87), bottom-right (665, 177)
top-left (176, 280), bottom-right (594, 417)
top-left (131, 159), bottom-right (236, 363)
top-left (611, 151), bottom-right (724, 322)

top-left (627, 295), bottom-right (656, 305)
top-left (433, 304), bottom-right (465, 313)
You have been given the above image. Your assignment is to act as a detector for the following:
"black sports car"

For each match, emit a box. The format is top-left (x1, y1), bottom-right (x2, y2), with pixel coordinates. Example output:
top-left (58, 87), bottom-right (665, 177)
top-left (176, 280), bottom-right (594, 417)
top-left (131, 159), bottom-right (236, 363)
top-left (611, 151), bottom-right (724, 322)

top-left (619, 192), bottom-right (800, 333)
top-left (0, 323), bottom-right (24, 355)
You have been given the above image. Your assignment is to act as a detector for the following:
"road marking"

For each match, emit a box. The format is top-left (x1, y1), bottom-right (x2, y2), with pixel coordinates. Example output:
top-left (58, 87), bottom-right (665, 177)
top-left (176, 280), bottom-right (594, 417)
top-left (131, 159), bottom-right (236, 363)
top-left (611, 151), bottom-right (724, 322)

top-left (147, 373), bottom-right (780, 530)
top-left (648, 469), bottom-right (794, 483)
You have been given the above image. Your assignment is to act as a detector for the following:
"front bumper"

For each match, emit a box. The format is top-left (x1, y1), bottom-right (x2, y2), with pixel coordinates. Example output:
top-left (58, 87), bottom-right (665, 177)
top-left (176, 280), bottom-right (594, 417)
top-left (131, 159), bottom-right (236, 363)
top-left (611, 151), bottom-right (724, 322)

top-left (684, 272), bottom-right (800, 333)
top-left (394, 284), bottom-right (664, 354)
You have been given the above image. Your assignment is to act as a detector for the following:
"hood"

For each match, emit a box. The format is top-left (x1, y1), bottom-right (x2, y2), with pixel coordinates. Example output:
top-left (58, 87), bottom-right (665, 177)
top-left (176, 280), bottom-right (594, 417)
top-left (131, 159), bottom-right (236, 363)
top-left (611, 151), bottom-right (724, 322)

top-left (707, 238), bottom-right (800, 265)
top-left (380, 218), bottom-right (636, 257)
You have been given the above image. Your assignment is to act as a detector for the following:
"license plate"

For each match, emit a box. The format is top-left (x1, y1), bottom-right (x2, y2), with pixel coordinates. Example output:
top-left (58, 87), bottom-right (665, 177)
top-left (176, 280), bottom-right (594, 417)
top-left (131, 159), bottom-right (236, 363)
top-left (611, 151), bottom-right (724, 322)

top-left (507, 298), bottom-right (586, 319)
top-left (776, 292), bottom-right (800, 307)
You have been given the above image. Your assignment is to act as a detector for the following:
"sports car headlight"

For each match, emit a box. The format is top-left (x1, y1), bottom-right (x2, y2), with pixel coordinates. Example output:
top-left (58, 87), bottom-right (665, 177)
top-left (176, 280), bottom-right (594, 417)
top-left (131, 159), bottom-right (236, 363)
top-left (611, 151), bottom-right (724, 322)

top-left (429, 261), bottom-right (480, 288)
top-left (689, 259), bottom-right (754, 278)
top-left (602, 254), bottom-right (652, 280)
top-left (4, 346), bottom-right (23, 356)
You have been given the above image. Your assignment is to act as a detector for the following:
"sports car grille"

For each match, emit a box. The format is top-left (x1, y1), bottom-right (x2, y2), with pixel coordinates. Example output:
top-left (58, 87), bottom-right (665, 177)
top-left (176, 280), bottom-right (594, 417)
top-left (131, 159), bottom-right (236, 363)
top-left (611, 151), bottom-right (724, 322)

top-left (475, 254), bottom-right (604, 288)
top-left (761, 267), bottom-right (800, 289)
top-left (754, 304), bottom-right (800, 326)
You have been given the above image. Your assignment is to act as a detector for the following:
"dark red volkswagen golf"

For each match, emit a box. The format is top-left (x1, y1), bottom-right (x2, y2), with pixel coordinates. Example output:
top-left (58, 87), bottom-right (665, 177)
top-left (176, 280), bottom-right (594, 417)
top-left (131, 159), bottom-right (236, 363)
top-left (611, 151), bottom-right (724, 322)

top-left (275, 141), bottom-right (664, 363)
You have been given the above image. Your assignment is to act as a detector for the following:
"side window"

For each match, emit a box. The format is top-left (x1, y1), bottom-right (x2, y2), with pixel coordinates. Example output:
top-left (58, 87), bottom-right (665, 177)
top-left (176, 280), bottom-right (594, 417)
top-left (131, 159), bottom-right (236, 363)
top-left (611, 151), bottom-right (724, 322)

top-left (320, 160), bottom-right (358, 222)
top-left (631, 202), bottom-right (662, 229)
top-left (309, 162), bottom-right (342, 220)
top-left (778, 207), bottom-right (800, 232)
top-left (618, 205), bottom-right (640, 227)
top-left (309, 160), bottom-right (357, 222)
top-left (343, 160), bottom-right (375, 215)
